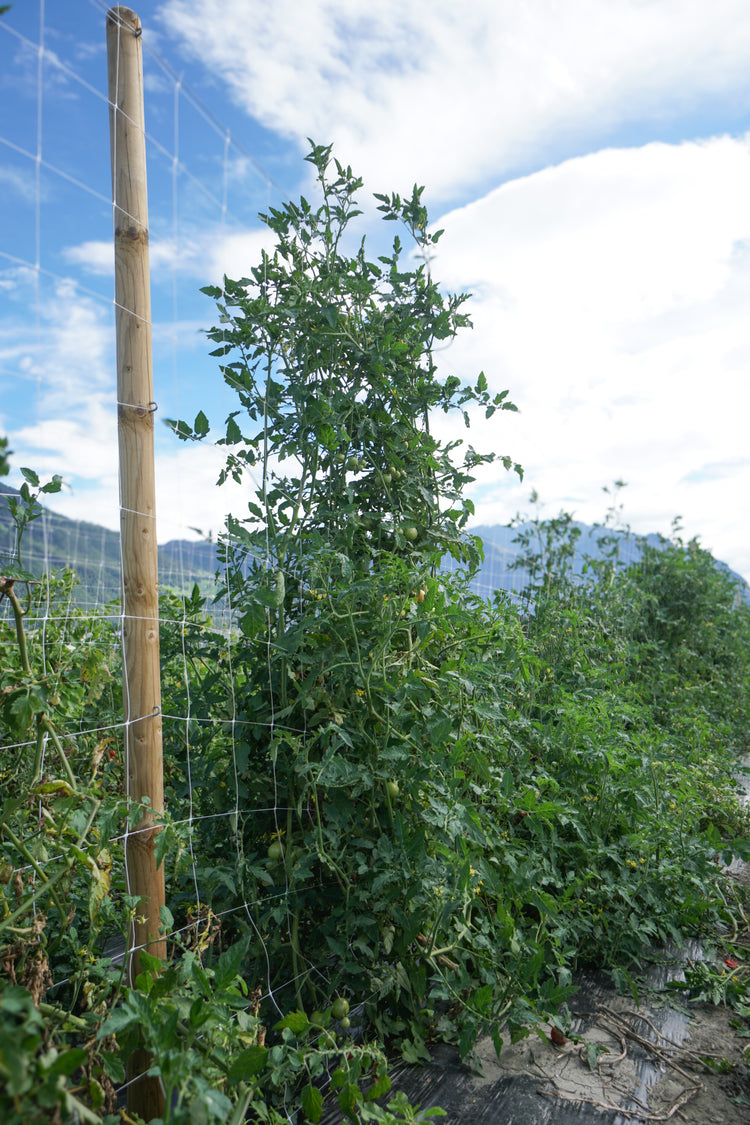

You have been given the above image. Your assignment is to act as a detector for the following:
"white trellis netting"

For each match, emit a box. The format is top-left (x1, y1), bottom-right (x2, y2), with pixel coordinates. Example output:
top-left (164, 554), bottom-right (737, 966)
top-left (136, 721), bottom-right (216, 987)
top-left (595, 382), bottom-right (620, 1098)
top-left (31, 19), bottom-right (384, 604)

top-left (0, 0), bottom-right (347, 1052)
top-left (0, 0), bottom-right (592, 1032)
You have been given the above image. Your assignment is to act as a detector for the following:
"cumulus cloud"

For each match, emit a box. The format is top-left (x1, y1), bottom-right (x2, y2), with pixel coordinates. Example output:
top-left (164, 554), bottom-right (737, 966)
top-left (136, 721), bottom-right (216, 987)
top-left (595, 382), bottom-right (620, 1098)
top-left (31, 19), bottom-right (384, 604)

top-left (158, 0), bottom-right (750, 201)
top-left (0, 261), bottom-right (261, 545)
top-left (45, 136), bottom-right (750, 579)
top-left (0, 274), bottom-right (116, 499)
top-left (428, 136), bottom-right (750, 578)
top-left (64, 226), bottom-right (272, 284)
top-left (21, 435), bottom-right (255, 544)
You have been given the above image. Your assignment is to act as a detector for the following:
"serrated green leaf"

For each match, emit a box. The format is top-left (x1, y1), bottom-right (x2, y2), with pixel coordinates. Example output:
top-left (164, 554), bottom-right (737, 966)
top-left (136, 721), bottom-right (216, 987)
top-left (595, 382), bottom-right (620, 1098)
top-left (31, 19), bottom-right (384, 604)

top-left (274, 1009), bottom-right (309, 1035)
top-left (213, 937), bottom-right (249, 991)
top-left (47, 1047), bottom-right (87, 1077)
top-left (99, 1006), bottom-right (137, 1038)
top-left (226, 416), bottom-right (242, 444)
top-left (165, 418), bottom-right (194, 440)
top-left (7, 692), bottom-right (37, 731)
top-left (337, 1082), bottom-right (360, 1116)
top-left (100, 1049), bottom-right (126, 1084)
top-left (301, 1082), bottom-right (323, 1123)
top-left (138, 950), bottom-right (162, 976)
top-left (364, 1071), bottom-right (391, 1101)
top-left (0, 562), bottom-right (37, 582)
top-left (228, 1045), bottom-right (268, 1081)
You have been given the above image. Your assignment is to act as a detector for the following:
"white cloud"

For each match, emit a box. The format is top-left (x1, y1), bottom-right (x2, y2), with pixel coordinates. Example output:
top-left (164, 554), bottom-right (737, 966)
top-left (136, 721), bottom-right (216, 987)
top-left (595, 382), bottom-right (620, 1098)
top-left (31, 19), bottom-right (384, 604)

top-left (0, 164), bottom-right (44, 203)
top-left (0, 277), bottom-right (113, 410)
top-left (207, 228), bottom-right (272, 282)
top-left (0, 263), bottom-right (259, 545)
top-left (12, 410), bottom-right (118, 486)
top-left (22, 437), bottom-right (254, 546)
top-left (153, 440), bottom-right (259, 543)
top-left (63, 226), bottom-right (271, 284)
top-left (158, 0), bottom-right (750, 200)
top-left (428, 136), bottom-right (750, 579)
top-left (63, 241), bottom-right (114, 275)
top-left (1, 275), bottom-right (116, 506)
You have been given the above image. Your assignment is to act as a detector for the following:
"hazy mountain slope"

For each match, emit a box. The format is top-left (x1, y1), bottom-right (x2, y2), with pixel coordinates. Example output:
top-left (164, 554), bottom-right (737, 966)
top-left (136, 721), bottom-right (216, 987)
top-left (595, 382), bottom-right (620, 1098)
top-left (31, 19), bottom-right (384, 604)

top-left (2, 483), bottom-right (746, 609)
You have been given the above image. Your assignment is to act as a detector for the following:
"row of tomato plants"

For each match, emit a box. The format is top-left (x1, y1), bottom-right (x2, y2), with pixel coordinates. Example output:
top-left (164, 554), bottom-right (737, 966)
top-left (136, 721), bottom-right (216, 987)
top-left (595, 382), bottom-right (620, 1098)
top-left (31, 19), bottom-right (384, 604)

top-left (3, 142), bottom-right (750, 1122)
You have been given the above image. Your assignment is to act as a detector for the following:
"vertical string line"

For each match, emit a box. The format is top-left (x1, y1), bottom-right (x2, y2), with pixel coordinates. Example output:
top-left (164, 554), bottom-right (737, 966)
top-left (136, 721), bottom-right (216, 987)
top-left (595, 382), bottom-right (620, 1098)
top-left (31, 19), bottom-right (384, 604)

top-left (169, 69), bottom-right (205, 929)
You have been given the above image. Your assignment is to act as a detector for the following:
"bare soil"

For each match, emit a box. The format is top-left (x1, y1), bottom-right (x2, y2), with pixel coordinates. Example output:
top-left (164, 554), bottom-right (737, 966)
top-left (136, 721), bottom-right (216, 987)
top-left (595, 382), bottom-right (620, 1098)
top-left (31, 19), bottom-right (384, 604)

top-left (334, 959), bottom-right (750, 1125)
top-left (470, 985), bottom-right (750, 1125)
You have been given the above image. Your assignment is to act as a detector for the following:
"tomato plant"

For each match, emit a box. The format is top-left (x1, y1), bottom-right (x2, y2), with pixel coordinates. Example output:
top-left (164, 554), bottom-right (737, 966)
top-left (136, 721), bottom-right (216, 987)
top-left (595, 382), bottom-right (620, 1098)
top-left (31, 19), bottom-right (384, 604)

top-left (162, 143), bottom-right (750, 1075)
top-left (167, 143), bottom-right (534, 1052)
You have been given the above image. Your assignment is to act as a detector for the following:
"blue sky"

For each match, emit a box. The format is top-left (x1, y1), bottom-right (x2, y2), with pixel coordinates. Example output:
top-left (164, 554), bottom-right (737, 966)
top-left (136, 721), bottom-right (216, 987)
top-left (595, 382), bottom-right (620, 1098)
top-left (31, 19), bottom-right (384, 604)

top-left (1, 0), bottom-right (750, 581)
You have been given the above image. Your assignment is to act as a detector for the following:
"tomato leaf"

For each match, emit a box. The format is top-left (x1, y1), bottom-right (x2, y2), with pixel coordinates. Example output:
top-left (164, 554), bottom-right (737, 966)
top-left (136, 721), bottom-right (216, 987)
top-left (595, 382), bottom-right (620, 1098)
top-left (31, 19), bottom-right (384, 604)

top-left (301, 1083), bottom-right (323, 1123)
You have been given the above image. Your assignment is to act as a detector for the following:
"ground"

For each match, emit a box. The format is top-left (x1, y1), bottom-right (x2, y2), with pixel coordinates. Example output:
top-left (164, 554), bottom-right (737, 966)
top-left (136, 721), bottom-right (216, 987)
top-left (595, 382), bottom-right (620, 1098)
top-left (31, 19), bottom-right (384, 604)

top-left (320, 938), bottom-right (750, 1125)
top-left (363, 963), bottom-right (750, 1125)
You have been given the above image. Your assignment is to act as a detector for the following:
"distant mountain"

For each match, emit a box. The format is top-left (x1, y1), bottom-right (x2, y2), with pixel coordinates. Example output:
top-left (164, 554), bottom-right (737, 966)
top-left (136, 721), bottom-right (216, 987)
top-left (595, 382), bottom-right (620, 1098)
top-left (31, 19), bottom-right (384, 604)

top-left (0, 482), bottom-right (218, 609)
top-left (462, 521), bottom-right (665, 601)
top-left (1, 482), bottom-right (747, 610)
top-left (463, 521), bottom-right (749, 604)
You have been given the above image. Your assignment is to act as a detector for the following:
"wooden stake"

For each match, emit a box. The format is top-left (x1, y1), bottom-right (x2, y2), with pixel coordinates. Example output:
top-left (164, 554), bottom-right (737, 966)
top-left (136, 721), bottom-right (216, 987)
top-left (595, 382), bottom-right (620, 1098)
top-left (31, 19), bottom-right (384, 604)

top-left (107, 7), bottom-right (165, 1119)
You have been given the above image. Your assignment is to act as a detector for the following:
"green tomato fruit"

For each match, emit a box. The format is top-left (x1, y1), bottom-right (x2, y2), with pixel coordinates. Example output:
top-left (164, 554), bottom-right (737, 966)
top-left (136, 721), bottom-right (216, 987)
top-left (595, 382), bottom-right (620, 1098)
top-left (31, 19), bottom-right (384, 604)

top-left (331, 997), bottom-right (349, 1020)
top-left (267, 840), bottom-right (283, 862)
top-left (339, 1016), bottom-right (351, 1030)
top-left (402, 525), bottom-right (418, 542)
top-left (386, 780), bottom-right (400, 799)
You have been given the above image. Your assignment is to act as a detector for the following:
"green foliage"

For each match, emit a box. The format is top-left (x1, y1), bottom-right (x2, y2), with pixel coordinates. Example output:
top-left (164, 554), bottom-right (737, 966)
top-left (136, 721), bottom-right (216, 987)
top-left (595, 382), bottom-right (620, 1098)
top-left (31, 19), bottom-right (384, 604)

top-left (4, 148), bottom-right (750, 1123)
top-left (0, 429), bottom-right (431, 1121)
top-left (166, 142), bottom-right (536, 1056)
top-left (166, 143), bottom-right (750, 1073)
top-left (98, 940), bottom-right (424, 1125)
top-left (4, 468), bottom-right (63, 572)
top-left (0, 435), bottom-right (12, 478)
top-left (0, 474), bottom-right (130, 1123)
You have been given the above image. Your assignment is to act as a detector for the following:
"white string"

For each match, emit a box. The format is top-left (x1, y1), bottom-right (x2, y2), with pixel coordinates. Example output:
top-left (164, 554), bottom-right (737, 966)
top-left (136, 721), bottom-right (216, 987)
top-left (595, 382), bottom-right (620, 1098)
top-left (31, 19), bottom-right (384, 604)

top-left (0, 0), bottom-right (343, 1047)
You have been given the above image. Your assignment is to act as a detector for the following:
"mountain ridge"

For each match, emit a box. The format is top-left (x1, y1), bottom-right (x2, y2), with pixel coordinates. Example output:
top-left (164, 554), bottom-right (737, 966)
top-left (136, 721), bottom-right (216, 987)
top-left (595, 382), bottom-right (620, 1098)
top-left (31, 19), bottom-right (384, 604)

top-left (1, 481), bottom-right (747, 608)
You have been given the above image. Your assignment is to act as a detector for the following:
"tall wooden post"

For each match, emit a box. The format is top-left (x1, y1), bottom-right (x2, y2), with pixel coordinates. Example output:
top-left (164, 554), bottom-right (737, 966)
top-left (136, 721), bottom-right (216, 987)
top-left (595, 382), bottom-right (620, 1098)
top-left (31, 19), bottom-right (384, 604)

top-left (107, 8), bottom-right (166, 1119)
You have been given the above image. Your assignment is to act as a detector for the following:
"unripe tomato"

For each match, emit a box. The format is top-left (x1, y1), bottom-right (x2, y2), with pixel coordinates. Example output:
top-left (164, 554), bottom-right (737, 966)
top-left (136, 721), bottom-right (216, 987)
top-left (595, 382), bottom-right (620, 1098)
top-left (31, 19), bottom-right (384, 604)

top-left (331, 997), bottom-right (349, 1020)
top-left (386, 780), bottom-right (399, 799)
top-left (339, 1016), bottom-right (351, 1030)
top-left (402, 525), bottom-right (418, 541)
top-left (267, 840), bottom-right (283, 862)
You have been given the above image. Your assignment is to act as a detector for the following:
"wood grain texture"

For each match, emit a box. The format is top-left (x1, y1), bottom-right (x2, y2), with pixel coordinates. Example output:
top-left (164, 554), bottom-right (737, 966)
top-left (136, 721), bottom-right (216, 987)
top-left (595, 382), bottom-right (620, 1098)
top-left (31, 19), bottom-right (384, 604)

top-left (107, 7), bottom-right (166, 1119)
